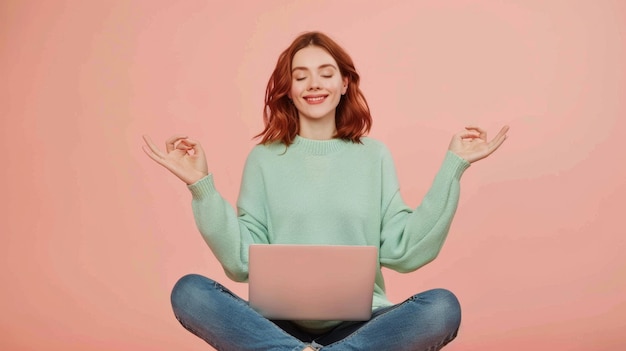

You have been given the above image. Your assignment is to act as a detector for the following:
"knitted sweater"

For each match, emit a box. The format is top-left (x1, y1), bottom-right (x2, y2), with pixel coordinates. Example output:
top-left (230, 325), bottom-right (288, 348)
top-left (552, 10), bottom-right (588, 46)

top-left (187, 135), bottom-right (470, 330)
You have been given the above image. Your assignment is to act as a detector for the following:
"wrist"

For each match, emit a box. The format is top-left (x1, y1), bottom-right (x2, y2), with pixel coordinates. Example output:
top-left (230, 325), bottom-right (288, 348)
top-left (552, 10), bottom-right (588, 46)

top-left (185, 171), bottom-right (209, 185)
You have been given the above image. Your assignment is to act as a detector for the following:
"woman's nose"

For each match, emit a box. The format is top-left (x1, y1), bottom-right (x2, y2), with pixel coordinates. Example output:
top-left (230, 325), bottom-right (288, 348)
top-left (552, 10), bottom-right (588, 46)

top-left (307, 76), bottom-right (321, 90)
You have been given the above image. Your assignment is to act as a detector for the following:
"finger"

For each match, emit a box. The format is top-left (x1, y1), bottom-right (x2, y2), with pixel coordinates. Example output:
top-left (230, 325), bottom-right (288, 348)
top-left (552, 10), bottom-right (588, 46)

top-left (486, 131), bottom-right (508, 154)
top-left (456, 129), bottom-right (480, 139)
top-left (485, 125), bottom-right (509, 148)
top-left (176, 140), bottom-right (192, 151)
top-left (142, 135), bottom-right (168, 159)
top-left (181, 138), bottom-right (206, 158)
top-left (174, 139), bottom-right (194, 152)
top-left (165, 135), bottom-right (189, 153)
top-left (179, 138), bottom-right (196, 147)
top-left (142, 145), bottom-right (167, 166)
top-left (465, 125), bottom-right (487, 140)
top-left (493, 125), bottom-right (510, 139)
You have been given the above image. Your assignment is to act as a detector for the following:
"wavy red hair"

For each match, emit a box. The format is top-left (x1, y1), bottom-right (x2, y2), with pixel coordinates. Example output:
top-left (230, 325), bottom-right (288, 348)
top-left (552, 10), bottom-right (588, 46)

top-left (256, 32), bottom-right (372, 146)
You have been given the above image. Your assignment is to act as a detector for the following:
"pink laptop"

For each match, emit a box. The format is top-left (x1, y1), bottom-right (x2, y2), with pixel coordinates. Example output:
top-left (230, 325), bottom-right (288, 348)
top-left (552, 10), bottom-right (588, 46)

top-left (248, 244), bottom-right (378, 321)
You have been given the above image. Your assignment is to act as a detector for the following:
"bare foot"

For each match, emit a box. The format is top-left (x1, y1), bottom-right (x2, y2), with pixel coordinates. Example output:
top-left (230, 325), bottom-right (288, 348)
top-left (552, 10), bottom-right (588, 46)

top-left (302, 347), bottom-right (317, 351)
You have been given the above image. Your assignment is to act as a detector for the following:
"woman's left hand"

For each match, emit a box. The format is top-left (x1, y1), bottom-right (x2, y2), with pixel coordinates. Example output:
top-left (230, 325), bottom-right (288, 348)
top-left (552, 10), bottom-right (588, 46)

top-left (448, 125), bottom-right (509, 163)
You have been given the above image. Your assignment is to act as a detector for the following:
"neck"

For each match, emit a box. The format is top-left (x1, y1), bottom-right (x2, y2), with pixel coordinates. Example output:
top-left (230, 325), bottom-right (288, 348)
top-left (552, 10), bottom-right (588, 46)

top-left (298, 116), bottom-right (337, 140)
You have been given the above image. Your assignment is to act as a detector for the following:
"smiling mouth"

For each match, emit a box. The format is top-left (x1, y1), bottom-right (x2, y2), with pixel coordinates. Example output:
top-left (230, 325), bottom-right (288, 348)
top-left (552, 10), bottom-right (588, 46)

top-left (304, 96), bottom-right (327, 104)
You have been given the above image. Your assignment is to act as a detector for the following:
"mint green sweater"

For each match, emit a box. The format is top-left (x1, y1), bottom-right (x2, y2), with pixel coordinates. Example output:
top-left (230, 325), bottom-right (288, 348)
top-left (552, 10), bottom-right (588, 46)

top-left (188, 135), bottom-right (469, 330)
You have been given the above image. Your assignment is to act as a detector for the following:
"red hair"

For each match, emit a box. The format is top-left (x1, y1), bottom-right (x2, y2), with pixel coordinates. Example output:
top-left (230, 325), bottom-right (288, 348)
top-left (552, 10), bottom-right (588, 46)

top-left (256, 32), bottom-right (372, 146)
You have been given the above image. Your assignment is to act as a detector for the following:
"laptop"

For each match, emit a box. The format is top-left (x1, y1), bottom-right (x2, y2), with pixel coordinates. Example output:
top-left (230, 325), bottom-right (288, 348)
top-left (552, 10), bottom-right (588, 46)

top-left (248, 244), bottom-right (378, 321)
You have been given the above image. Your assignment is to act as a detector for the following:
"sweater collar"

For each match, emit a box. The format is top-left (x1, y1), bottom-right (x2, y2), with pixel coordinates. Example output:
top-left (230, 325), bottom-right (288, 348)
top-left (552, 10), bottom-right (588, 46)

top-left (293, 135), bottom-right (349, 155)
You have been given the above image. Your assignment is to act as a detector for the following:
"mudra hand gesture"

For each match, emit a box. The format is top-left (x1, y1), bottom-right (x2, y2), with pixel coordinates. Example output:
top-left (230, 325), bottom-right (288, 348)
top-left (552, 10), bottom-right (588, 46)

top-left (142, 135), bottom-right (209, 185)
top-left (448, 125), bottom-right (509, 163)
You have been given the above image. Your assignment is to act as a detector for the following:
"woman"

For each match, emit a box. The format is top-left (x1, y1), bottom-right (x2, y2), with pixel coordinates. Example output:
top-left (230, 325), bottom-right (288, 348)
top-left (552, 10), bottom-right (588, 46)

top-left (143, 31), bottom-right (509, 351)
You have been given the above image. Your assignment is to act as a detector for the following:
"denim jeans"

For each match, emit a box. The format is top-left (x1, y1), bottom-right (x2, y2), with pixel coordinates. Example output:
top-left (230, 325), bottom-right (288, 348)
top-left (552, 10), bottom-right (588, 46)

top-left (171, 274), bottom-right (461, 351)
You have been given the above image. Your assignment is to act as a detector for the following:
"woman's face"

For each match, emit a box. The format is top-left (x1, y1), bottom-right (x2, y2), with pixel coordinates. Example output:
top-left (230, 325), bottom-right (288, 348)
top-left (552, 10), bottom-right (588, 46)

top-left (289, 46), bottom-right (348, 126)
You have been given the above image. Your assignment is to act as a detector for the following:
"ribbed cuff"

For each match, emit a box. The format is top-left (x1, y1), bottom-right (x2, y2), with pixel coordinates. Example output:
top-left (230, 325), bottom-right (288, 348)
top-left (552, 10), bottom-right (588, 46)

top-left (187, 174), bottom-right (217, 199)
top-left (443, 151), bottom-right (471, 179)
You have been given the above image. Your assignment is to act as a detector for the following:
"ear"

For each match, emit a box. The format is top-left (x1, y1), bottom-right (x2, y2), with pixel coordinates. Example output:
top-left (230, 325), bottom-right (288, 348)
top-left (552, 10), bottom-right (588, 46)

top-left (342, 76), bottom-right (349, 95)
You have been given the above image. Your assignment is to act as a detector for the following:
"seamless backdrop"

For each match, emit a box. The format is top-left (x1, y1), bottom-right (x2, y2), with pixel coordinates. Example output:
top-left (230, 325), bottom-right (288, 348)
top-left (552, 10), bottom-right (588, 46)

top-left (1, 0), bottom-right (625, 350)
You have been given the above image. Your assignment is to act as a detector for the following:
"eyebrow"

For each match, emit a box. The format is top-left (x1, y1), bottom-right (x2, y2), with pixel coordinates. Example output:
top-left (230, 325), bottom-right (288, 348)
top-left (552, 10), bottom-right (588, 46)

top-left (291, 64), bottom-right (338, 73)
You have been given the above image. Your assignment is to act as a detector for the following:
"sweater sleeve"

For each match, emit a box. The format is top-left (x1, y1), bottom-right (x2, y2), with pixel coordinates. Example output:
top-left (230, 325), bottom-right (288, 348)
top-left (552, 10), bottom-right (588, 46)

top-left (187, 149), bottom-right (269, 282)
top-left (379, 149), bottom-right (470, 273)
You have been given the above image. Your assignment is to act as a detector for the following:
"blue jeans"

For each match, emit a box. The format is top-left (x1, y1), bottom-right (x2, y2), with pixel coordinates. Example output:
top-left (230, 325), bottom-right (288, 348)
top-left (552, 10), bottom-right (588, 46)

top-left (171, 274), bottom-right (461, 351)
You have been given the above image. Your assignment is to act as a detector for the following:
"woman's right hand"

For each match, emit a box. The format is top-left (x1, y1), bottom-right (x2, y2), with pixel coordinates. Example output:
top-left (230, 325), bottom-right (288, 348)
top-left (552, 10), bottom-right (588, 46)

top-left (142, 135), bottom-right (209, 185)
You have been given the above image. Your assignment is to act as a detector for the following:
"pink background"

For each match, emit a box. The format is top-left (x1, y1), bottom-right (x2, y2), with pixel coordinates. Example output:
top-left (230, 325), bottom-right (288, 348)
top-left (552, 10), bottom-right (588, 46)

top-left (1, 0), bottom-right (625, 350)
